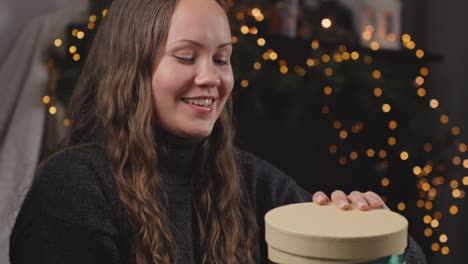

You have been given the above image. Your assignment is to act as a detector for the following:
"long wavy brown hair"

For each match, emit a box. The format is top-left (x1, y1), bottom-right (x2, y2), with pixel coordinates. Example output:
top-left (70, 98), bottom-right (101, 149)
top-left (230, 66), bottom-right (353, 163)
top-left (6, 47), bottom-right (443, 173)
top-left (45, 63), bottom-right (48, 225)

top-left (64, 0), bottom-right (258, 263)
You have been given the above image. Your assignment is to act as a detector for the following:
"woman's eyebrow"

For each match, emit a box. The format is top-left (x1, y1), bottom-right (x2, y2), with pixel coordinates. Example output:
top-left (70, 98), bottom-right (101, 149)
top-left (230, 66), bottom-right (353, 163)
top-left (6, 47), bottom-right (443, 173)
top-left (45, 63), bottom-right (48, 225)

top-left (168, 39), bottom-right (232, 48)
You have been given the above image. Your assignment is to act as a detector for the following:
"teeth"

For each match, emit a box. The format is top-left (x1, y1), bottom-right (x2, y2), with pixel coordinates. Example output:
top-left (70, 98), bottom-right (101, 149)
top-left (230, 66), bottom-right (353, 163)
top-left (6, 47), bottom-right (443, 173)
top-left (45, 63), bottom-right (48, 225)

top-left (182, 98), bottom-right (213, 107)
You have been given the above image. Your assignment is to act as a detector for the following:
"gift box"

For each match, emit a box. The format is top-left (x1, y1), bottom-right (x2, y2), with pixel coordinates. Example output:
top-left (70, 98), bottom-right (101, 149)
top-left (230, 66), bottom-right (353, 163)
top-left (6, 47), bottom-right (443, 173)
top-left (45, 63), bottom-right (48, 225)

top-left (265, 203), bottom-right (407, 263)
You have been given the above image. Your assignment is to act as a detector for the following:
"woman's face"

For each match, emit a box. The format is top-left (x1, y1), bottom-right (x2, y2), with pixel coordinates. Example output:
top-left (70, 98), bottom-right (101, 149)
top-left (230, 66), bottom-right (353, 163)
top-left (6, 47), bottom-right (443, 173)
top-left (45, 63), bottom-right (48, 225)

top-left (151, 0), bottom-right (233, 138)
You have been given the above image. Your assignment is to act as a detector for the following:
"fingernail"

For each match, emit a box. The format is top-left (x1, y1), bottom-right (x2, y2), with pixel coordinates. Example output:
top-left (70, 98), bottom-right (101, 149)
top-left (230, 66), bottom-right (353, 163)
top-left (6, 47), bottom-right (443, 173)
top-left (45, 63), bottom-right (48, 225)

top-left (338, 200), bottom-right (348, 209)
top-left (317, 196), bottom-right (325, 203)
top-left (357, 201), bottom-right (366, 209)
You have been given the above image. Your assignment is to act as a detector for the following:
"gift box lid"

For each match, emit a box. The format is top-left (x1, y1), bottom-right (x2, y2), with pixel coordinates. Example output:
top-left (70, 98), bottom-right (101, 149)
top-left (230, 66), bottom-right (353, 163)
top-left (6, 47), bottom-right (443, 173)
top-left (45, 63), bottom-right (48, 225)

top-left (265, 202), bottom-right (408, 262)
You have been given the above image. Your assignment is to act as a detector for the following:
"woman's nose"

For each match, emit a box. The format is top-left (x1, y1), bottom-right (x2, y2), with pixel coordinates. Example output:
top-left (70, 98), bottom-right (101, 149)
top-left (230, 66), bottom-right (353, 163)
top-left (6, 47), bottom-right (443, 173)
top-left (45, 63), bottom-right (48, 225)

top-left (194, 61), bottom-right (221, 88)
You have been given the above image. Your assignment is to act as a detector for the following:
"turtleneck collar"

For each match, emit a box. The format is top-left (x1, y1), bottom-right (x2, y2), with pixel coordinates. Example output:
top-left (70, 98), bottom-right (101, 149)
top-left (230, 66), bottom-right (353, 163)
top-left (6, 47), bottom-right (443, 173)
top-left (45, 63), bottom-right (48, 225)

top-left (154, 126), bottom-right (204, 186)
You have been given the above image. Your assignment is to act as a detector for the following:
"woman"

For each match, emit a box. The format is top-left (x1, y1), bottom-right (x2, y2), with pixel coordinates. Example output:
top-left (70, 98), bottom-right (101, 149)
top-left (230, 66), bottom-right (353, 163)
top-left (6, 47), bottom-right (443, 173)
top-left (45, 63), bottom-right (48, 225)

top-left (10, 0), bottom-right (426, 263)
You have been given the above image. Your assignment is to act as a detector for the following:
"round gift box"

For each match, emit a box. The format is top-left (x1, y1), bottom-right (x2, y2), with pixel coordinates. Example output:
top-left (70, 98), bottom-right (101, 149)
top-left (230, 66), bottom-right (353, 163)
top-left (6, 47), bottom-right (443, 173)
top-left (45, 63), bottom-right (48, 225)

top-left (265, 202), bottom-right (408, 264)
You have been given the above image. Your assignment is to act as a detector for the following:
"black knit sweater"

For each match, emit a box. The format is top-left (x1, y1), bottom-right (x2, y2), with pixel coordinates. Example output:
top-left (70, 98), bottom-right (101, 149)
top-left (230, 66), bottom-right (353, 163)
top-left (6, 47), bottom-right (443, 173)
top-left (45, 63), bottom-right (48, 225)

top-left (10, 134), bottom-right (426, 264)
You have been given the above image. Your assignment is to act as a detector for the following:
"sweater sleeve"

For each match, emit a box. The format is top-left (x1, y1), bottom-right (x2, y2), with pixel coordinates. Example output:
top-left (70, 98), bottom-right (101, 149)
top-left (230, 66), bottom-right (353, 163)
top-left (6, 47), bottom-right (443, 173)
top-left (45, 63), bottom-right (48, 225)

top-left (9, 149), bottom-right (122, 264)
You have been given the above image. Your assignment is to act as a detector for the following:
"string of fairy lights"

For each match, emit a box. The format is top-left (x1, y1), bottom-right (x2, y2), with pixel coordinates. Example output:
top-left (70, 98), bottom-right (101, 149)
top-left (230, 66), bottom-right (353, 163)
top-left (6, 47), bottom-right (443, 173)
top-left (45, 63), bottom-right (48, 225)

top-left (42, 1), bottom-right (466, 258)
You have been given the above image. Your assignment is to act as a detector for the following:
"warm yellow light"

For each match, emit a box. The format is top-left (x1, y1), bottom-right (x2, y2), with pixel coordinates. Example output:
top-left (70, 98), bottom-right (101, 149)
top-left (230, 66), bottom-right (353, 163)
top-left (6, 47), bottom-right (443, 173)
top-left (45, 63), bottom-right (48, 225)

top-left (72, 29), bottom-right (79, 37)
top-left (415, 76), bottom-right (424, 86)
top-left (424, 228), bottom-right (432, 237)
top-left (321, 106), bottom-right (330, 114)
top-left (458, 143), bottom-right (467, 152)
top-left (441, 246), bottom-right (450, 255)
top-left (388, 120), bottom-right (397, 130)
top-left (452, 156), bottom-right (461, 165)
top-left (338, 157), bottom-right (347, 165)
top-left (440, 114), bottom-right (449, 124)
top-left (306, 59), bottom-right (316, 67)
top-left (88, 22), bottom-right (95, 30)
top-left (251, 8), bottom-right (261, 17)
top-left (451, 126), bottom-right (460, 136)
top-left (449, 205), bottom-right (459, 215)
top-left (430, 219), bottom-right (439, 228)
top-left (73, 54), bottom-right (81, 61)
top-left (423, 215), bottom-right (432, 224)
top-left (255, 14), bottom-right (264, 22)
top-left (49, 106), bottom-right (57, 115)
top-left (405, 40), bottom-right (416, 49)
top-left (342, 52), bottom-right (350, 60)
top-left (240, 80), bottom-right (249, 88)
top-left (269, 52), bottom-right (278, 60)
top-left (323, 86), bottom-right (333, 95)
top-left (422, 183), bottom-right (430, 191)
top-left (386, 33), bottom-right (396, 41)
top-left (450, 179), bottom-right (459, 188)
top-left (420, 67), bottom-right (429, 76)
top-left (413, 166), bottom-right (422, 176)
top-left (324, 67), bottom-right (333, 76)
top-left (425, 201), bottom-right (433, 210)
top-left (69, 46), bottom-right (77, 54)
top-left (102, 9), bottom-right (108, 17)
top-left (253, 62), bottom-right (261, 70)
top-left (362, 31), bottom-right (372, 40)
top-left (311, 40), bottom-right (319, 50)
top-left (387, 137), bottom-right (397, 146)
top-left (54, 39), bottom-right (62, 47)
top-left (329, 144), bottom-right (338, 153)
top-left (350, 51), bottom-right (359, 60)
top-left (89, 15), bottom-right (97, 22)
top-left (452, 189), bottom-right (461, 198)
top-left (321, 18), bottom-right (332, 28)
top-left (249, 27), bottom-right (258, 34)
top-left (397, 202), bottom-right (405, 211)
top-left (366, 149), bottom-right (375, 157)
top-left (334, 53), bottom-right (343, 62)
top-left (417, 88), bottom-right (426, 97)
top-left (373, 87), bottom-right (383, 97)
top-left (42, 96), bottom-right (51, 104)
top-left (231, 36), bottom-right (238, 44)
top-left (381, 178), bottom-right (390, 187)
top-left (416, 49), bottom-right (425, 58)
top-left (401, 34), bottom-right (411, 42)
top-left (430, 99), bottom-right (439, 109)
top-left (378, 149), bottom-right (387, 158)
top-left (63, 118), bottom-right (71, 127)
top-left (257, 38), bottom-right (266, 46)
top-left (338, 45), bottom-right (347, 52)
top-left (416, 200), bottom-right (425, 208)
top-left (372, 70), bottom-right (381, 79)
top-left (240, 25), bottom-right (249, 34)
top-left (349, 152), bottom-right (358, 160)
top-left (339, 130), bottom-right (348, 139)
top-left (382, 103), bottom-right (391, 113)
top-left (322, 54), bottom-right (330, 63)
top-left (400, 151), bottom-right (409, 160)
top-left (77, 31), bottom-right (85, 39)
top-left (431, 243), bottom-right (440, 252)
top-left (279, 66), bottom-right (288, 74)
top-left (463, 176), bottom-right (468, 185)
top-left (370, 41), bottom-right (380, 51)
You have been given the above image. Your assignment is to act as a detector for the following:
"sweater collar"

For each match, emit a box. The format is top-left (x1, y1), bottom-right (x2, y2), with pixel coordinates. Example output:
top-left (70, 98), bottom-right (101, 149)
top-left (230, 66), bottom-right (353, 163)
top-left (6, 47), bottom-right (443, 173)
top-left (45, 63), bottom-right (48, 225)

top-left (154, 126), bottom-right (204, 185)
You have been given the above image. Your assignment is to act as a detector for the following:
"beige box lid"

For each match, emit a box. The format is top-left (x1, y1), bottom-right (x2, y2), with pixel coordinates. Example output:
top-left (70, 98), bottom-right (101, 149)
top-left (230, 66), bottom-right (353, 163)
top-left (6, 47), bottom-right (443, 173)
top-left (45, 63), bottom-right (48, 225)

top-left (265, 203), bottom-right (408, 262)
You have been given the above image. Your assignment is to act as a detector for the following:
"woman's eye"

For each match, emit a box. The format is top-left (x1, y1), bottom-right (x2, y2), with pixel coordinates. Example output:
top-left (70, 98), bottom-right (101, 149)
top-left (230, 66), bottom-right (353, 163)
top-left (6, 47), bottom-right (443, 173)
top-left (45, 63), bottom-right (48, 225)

top-left (213, 59), bottom-right (229, 65)
top-left (174, 56), bottom-right (195, 64)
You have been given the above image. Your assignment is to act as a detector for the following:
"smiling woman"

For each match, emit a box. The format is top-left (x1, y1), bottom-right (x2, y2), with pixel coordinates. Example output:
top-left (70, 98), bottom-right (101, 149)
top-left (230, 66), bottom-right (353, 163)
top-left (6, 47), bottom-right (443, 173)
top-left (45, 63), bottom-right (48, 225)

top-left (9, 0), bottom-right (426, 264)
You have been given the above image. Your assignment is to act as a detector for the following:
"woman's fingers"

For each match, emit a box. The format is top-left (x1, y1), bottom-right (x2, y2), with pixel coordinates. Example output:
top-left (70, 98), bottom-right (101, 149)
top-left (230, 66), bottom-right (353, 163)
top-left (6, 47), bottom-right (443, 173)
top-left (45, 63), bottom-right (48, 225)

top-left (312, 191), bottom-right (330, 205)
top-left (363, 191), bottom-right (388, 209)
top-left (331, 190), bottom-right (349, 209)
top-left (347, 191), bottom-right (369, 210)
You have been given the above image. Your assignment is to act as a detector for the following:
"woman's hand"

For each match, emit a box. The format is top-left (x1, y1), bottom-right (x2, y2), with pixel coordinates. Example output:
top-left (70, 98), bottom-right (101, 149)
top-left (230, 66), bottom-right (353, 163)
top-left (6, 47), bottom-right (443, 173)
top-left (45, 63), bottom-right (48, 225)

top-left (312, 190), bottom-right (388, 210)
